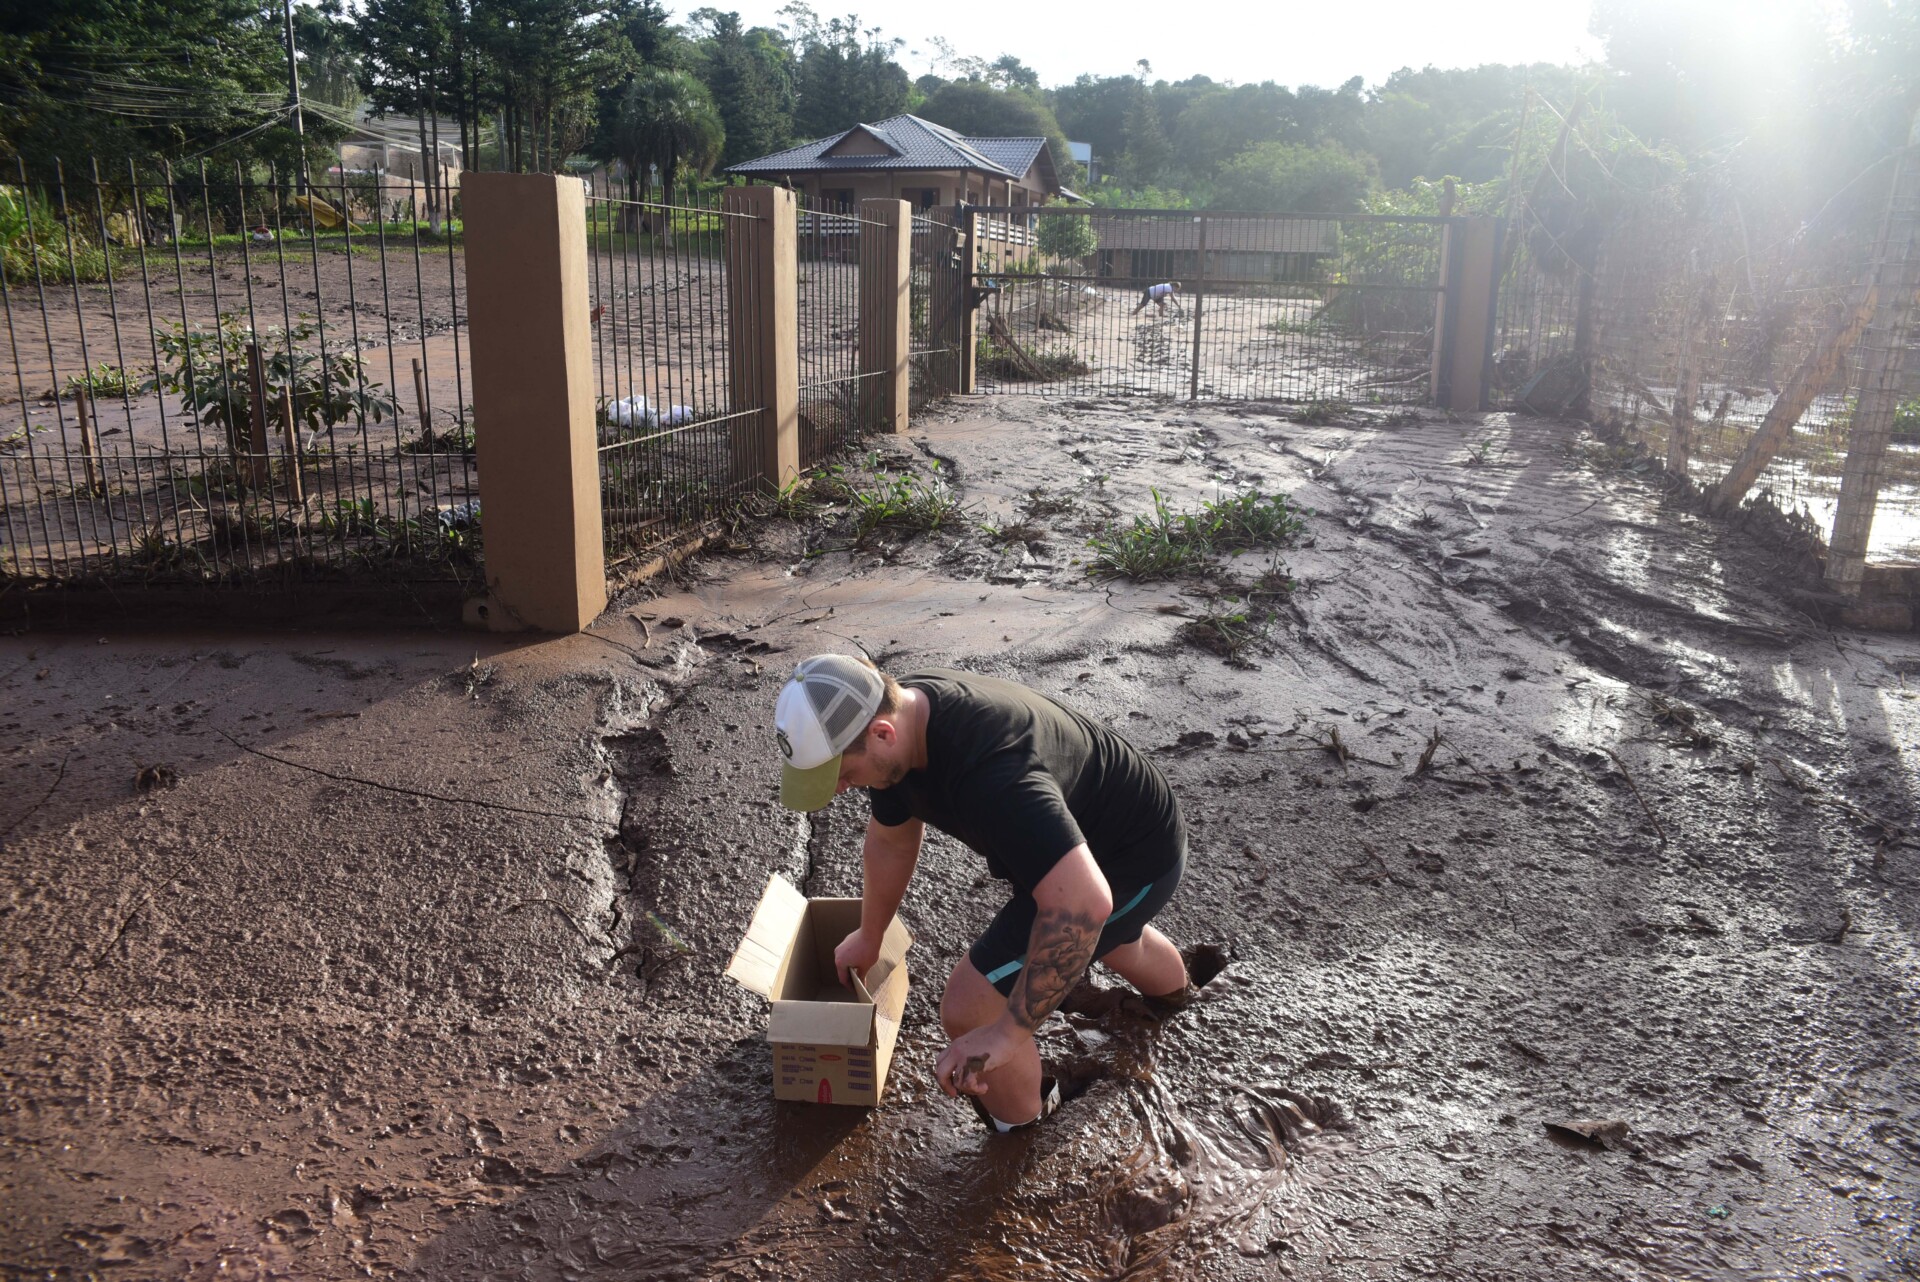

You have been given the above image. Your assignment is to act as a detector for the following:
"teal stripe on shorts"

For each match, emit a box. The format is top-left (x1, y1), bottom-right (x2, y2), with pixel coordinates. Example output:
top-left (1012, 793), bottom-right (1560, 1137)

top-left (980, 881), bottom-right (1156, 987)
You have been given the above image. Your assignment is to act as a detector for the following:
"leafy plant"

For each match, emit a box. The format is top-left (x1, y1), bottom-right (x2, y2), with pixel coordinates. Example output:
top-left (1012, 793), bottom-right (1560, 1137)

top-left (149, 314), bottom-right (397, 446)
top-left (1086, 487), bottom-right (1308, 580)
top-left (1291, 399), bottom-right (1350, 424)
top-left (1, 185), bottom-right (109, 284)
top-left (1465, 436), bottom-right (1503, 466)
top-left (1180, 597), bottom-right (1275, 665)
top-left (64, 362), bottom-right (137, 398)
top-left (847, 469), bottom-right (967, 537)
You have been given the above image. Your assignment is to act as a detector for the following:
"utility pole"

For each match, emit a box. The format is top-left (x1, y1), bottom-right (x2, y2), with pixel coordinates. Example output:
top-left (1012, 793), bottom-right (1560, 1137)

top-left (282, 0), bottom-right (307, 192)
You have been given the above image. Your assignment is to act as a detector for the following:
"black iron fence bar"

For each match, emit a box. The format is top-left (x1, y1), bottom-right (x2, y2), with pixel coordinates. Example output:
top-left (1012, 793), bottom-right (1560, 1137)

top-left (967, 206), bottom-right (1463, 225)
top-left (979, 271), bottom-right (1448, 293)
top-left (595, 404), bottom-right (764, 452)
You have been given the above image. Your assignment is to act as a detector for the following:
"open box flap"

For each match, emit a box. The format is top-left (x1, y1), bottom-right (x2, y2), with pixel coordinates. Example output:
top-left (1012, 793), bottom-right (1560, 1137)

top-left (725, 873), bottom-right (808, 999)
top-left (867, 917), bottom-right (913, 1078)
top-left (770, 998), bottom-right (875, 1047)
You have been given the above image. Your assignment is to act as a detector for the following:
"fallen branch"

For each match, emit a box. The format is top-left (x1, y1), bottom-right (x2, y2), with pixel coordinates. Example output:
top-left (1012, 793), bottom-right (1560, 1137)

top-left (0, 749), bottom-right (70, 843)
top-left (213, 728), bottom-right (602, 823)
top-left (1602, 747), bottom-right (1668, 846)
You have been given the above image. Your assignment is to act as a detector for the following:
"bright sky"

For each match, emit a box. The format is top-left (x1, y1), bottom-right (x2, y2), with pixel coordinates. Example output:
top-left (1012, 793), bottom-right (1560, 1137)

top-left (689, 0), bottom-right (1603, 92)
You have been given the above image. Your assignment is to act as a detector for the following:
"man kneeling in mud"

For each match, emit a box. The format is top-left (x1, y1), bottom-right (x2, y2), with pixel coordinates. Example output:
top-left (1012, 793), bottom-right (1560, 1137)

top-left (775, 655), bottom-right (1194, 1132)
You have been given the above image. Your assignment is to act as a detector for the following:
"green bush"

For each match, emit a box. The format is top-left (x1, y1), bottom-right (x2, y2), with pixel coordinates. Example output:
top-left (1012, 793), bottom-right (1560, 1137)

top-left (150, 314), bottom-right (397, 443)
top-left (2, 185), bottom-right (109, 284)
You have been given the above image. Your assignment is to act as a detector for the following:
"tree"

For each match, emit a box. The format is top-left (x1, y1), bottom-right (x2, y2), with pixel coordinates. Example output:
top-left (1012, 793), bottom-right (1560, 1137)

top-left (1212, 141), bottom-right (1374, 212)
top-left (471, 0), bottom-right (611, 172)
top-left (0, 0), bottom-right (329, 172)
top-left (779, 5), bottom-right (908, 139)
top-left (688, 9), bottom-right (793, 166)
top-left (918, 81), bottom-right (1069, 172)
top-left (1034, 208), bottom-right (1096, 264)
top-left (604, 66), bottom-right (722, 232)
top-left (1172, 82), bottom-right (1296, 180)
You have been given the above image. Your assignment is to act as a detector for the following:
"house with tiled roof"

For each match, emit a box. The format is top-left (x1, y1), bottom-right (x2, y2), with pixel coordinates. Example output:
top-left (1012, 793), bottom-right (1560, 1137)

top-left (726, 114), bottom-right (1066, 211)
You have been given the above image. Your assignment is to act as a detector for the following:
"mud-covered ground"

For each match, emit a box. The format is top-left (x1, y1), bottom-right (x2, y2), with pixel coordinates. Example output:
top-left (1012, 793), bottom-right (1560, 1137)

top-left (3, 398), bottom-right (1918, 1280)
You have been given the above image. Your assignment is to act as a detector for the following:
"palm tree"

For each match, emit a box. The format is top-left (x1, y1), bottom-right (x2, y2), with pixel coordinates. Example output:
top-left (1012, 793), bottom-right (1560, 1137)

top-left (609, 67), bottom-right (724, 238)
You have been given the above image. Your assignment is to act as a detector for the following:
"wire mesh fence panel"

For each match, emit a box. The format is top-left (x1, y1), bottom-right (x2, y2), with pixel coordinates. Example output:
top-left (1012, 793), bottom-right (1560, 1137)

top-left (0, 156), bottom-right (480, 589)
top-left (585, 182), bottom-right (757, 567)
top-left (909, 209), bottom-right (963, 410)
top-left (970, 209), bottom-right (1447, 405)
top-left (795, 194), bottom-right (884, 469)
top-left (1494, 161), bottom-right (1920, 563)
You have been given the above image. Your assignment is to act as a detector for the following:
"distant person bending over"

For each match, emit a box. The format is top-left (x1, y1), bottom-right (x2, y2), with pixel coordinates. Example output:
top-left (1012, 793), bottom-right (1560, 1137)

top-left (774, 655), bottom-right (1195, 1133)
top-left (1132, 280), bottom-right (1183, 317)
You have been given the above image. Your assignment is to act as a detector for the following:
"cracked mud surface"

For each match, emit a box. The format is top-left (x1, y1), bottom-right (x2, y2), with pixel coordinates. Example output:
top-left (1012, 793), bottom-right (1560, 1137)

top-left (3, 397), bottom-right (1917, 1279)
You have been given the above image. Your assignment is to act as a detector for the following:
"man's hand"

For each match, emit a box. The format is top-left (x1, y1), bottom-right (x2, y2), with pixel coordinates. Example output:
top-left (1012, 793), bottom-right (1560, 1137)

top-left (933, 1020), bottom-right (1030, 1098)
top-left (834, 927), bottom-right (882, 990)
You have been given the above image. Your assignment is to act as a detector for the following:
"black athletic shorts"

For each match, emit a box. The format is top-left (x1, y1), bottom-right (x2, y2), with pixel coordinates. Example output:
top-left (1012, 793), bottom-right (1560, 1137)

top-left (968, 831), bottom-right (1187, 997)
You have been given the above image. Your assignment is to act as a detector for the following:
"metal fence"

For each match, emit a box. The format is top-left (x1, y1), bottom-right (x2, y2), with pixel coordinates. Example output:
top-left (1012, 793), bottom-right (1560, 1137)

top-left (1, 158), bottom-right (480, 588)
top-left (1495, 151), bottom-right (1920, 565)
top-left (969, 208), bottom-right (1447, 404)
top-left (584, 182), bottom-right (759, 568)
top-left (910, 208), bottom-right (965, 408)
top-left (795, 195), bottom-right (884, 467)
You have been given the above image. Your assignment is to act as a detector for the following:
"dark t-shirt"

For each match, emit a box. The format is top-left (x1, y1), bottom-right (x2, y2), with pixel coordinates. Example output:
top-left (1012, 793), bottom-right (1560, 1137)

top-left (868, 669), bottom-right (1183, 892)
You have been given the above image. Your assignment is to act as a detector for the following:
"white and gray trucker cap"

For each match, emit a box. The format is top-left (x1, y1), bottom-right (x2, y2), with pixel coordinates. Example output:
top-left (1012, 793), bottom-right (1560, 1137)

top-left (774, 654), bottom-right (887, 811)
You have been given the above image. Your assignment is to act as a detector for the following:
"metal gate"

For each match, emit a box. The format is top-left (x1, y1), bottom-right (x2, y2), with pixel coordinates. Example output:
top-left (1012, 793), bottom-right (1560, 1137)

top-left (968, 207), bottom-right (1455, 404)
top-left (910, 208), bottom-right (967, 408)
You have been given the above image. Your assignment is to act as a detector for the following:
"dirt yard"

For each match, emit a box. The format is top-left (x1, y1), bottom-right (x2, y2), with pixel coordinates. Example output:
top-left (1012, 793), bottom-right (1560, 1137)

top-left (2, 397), bottom-right (1917, 1280)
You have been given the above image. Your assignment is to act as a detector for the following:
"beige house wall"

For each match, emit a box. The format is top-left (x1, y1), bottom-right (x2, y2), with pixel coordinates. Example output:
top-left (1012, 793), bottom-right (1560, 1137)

top-left (770, 169), bottom-right (1046, 210)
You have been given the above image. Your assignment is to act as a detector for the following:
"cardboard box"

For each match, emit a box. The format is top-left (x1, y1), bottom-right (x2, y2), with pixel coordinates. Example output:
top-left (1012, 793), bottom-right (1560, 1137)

top-left (726, 874), bottom-right (913, 1106)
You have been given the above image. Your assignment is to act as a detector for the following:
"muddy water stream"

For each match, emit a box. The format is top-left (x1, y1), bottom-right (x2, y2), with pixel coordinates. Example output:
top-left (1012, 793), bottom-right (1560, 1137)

top-left (3, 398), bottom-right (1917, 1279)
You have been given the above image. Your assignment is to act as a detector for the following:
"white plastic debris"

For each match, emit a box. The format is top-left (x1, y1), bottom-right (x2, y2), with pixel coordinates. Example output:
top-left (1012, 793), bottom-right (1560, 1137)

top-left (605, 394), bottom-right (651, 426)
top-left (604, 396), bottom-right (695, 429)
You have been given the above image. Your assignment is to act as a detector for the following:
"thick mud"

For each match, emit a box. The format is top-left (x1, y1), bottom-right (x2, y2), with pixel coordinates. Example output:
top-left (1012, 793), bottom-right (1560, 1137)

top-left (3, 398), bottom-right (1918, 1279)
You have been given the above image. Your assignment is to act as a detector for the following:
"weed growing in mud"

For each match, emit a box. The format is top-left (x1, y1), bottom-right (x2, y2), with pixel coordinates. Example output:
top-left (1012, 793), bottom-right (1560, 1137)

top-left (1465, 437), bottom-right (1504, 466)
top-left (64, 362), bottom-right (138, 399)
top-left (758, 475), bottom-right (821, 521)
top-left (1181, 598), bottom-right (1273, 665)
top-left (1086, 488), bottom-right (1308, 580)
top-left (847, 467), bottom-right (967, 538)
top-left (1021, 486), bottom-right (1079, 519)
top-left (1291, 399), bottom-right (1350, 425)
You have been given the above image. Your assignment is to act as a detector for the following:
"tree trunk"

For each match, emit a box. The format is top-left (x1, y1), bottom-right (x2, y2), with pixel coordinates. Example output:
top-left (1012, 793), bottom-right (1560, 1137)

top-left (1706, 283), bottom-right (1878, 516)
top-left (416, 93), bottom-right (431, 228)
top-left (428, 71), bottom-right (443, 233)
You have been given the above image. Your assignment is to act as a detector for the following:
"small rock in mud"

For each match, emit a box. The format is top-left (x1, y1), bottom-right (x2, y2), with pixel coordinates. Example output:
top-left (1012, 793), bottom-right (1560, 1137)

top-left (1544, 1118), bottom-right (1631, 1150)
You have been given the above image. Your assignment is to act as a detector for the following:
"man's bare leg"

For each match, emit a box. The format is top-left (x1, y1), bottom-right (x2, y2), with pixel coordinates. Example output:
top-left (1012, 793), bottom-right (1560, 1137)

top-left (941, 956), bottom-right (1045, 1124)
top-left (1097, 925), bottom-right (1187, 997)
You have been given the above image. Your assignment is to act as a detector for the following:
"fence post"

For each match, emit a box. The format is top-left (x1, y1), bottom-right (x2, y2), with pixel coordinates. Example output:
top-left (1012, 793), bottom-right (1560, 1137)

top-left (724, 186), bottom-right (800, 489)
top-left (1189, 214), bottom-right (1207, 402)
top-left (1825, 106), bottom-right (1920, 596)
top-left (859, 198), bottom-right (911, 432)
top-left (1435, 217), bottom-right (1500, 412)
top-left (463, 171), bottom-right (606, 633)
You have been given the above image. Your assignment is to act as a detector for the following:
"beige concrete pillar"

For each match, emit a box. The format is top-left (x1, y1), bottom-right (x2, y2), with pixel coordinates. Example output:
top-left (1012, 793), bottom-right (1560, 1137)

top-left (954, 207), bottom-right (980, 393)
top-left (1435, 218), bottom-right (1500, 412)
top-left (463, 171), bottom-right (606, 633)
top-left (858, 199), bottom-right (911, 433)
top-left (723, 186), bottom-right (799, 489)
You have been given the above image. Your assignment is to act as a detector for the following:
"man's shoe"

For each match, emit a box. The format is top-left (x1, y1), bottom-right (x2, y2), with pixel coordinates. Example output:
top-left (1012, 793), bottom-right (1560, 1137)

top-left (968, 1077), bottom-right (1062, 1134)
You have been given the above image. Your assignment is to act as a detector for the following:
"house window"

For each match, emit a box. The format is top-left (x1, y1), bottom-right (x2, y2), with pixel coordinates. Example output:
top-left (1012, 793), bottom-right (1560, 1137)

top-left (821, 188), bottom-right (855, 211)
top-left (903, 187), bottom-right (939, 210)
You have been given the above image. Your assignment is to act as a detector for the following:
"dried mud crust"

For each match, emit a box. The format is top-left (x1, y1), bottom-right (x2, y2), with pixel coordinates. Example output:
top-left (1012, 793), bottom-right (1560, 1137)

top-left (1, 400), bottom-right (1917, 1281)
